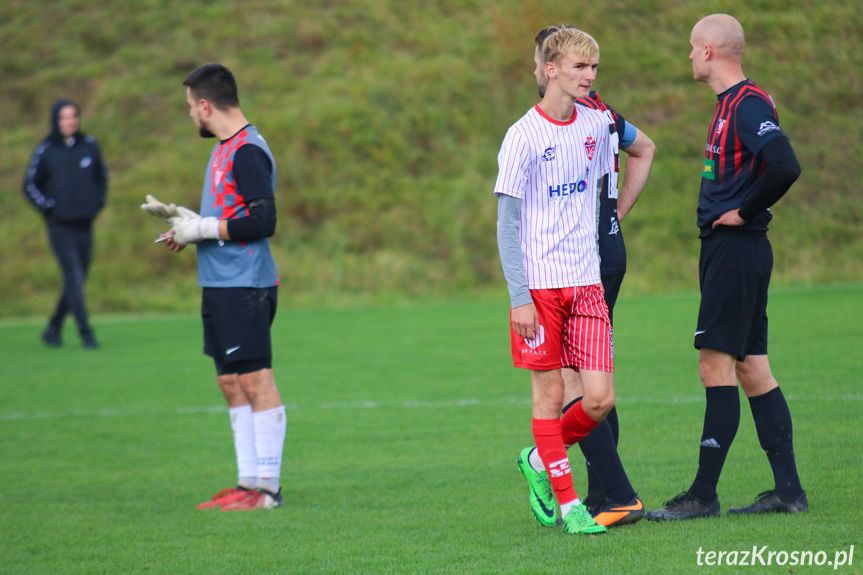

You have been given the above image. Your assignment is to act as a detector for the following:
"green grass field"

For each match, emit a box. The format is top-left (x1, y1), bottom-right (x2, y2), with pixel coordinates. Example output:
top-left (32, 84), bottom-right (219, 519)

top-left (1, 287), bottom-right (861, 574)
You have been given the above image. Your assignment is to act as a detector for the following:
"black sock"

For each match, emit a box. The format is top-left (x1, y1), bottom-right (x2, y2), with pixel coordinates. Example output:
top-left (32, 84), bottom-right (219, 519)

top-left (579, 418), bottom-right (635, 504)
top-left (749, 387), bottom-right (803, 497)
top-left (564, 398), bottom-right (634, 505)
top-left (584, 406), bottom-right (620, 505)
top-left (606, 405), bottom-right (620, 446)
top-left (689, 386), bottom-right (740, 502)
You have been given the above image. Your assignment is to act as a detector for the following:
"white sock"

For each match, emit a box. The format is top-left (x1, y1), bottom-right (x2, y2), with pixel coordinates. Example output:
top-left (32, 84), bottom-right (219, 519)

top-left (528, 447), bottom-right (546, 474)
top-left (254, 405), bottom-right (286, 493)
top-left (229, 405), bottom-right (257, 489)
top-left (560, 498), bottom-right (581, 518)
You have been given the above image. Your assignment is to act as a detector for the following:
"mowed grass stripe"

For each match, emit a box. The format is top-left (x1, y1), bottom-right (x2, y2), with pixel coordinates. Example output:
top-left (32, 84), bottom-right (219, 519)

top-left (3, 392), bottom-right (862, 423)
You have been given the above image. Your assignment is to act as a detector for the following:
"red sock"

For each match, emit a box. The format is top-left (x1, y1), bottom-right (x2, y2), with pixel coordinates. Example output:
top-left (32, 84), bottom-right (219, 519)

top-left (561, 400), bottom-right (600, 448)
top-left (532, 418), bottom-right (578, 504)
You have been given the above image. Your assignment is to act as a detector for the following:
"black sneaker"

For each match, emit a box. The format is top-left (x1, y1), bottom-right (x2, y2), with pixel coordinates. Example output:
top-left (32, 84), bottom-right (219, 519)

top-left (591, 494), bottom-right (645, 527)
top-left (727, 490), bottom-right (808, 515)
top-left (82, 331), bottom-right (100, 349)
top-left (645, 491), bottom-right (720, 521)
top-left (582, 494), bottom-right (604, 516)
top-left (42, 327), bottom-right (62, 347)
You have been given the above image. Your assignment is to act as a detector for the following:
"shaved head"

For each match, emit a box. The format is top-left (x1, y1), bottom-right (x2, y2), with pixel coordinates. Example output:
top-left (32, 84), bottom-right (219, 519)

top-left (689, 14), bottom-right (748, 92)
top-left (692, 14), bottom-right (745, 59)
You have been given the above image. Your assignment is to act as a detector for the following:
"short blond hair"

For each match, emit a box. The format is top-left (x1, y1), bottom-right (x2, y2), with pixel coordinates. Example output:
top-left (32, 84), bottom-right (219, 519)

top-left (540, 26), bottom-right (599, 65)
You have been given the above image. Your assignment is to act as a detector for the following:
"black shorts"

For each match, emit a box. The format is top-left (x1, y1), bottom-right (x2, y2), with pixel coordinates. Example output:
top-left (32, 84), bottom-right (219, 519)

top-left (601, 271), bottom-right (625, 326)
top-left (695, 233), bottom-right (771, 360)
top-left (202, 286), bottom-right (278, 375)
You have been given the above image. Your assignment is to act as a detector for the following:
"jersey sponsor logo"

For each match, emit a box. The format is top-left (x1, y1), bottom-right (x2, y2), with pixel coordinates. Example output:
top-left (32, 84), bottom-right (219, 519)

top-left (520, 347), bottom-right (548, 357)
top-left (757, 121), bottom-right (780, 137)
top-left (584, 136), bottom-right (596, 160)
top-left (542, 146), bottom-right (556, 162)
top-left (706, 143), bottom-right (723, 155)
top-left (524, 325), bottom-right (545, 350)
top-left (548, 182), bottom-right (585, 201)
top-left (715, 118), bottom-right (727, 136)
top-left (702, 159), bottom-right (716, 180)
top-left (79, 156), bottom-right (92, 169)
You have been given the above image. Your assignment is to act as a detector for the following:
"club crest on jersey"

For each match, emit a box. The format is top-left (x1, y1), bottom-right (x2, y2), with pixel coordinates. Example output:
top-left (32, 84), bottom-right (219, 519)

top-left (584, 136), bottom-right (596, 160)
top-left (541, 146), bottom-right (556, 162)
top-left (757, 121), bottom-right (780, 137)
top-left (715, 118), bottom-right (727, 136)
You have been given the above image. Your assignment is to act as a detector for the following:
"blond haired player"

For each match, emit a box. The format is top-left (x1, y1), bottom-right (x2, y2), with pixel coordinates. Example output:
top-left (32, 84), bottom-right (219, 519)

top-left (516, 24), bottom-right (656, 531)
top-left (494, 27), bottom-right (618, 536)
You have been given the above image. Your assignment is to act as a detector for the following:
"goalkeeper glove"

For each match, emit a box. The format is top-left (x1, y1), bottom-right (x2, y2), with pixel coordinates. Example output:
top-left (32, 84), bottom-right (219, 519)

top-left (168, 215), bottom-right (221, 244)
top-left (141, 194), bottom-right (179, 218)
top-left (174, 205), bottom-right (200, 219)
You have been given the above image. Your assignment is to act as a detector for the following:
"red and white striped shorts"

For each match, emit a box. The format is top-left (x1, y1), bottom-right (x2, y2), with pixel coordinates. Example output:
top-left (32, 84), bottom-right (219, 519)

top-left (510, 284), bottom-right (613, 372)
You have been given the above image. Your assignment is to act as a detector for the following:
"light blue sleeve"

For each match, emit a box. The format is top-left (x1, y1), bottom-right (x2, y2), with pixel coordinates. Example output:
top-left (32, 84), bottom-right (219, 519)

top-left (620, 121), bottom-right (637, 150)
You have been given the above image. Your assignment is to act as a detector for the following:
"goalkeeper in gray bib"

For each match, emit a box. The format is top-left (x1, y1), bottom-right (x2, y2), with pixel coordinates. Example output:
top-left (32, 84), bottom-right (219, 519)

top-left (142, 63), bottom-right (286, 512)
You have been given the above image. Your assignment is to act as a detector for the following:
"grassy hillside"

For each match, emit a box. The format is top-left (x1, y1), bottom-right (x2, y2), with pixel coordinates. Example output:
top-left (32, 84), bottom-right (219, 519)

top-left (1, 0), bottom-right (861, 316)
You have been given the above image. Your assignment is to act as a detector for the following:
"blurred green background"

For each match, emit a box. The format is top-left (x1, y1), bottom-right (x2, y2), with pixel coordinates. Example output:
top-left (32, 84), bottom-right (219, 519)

top-left (1, 0), bottom-right (861, 316)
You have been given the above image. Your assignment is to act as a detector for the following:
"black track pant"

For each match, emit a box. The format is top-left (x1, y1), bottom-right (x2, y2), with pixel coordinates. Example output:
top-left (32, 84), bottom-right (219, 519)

top-left (47, 221), bottom-right (94, 337)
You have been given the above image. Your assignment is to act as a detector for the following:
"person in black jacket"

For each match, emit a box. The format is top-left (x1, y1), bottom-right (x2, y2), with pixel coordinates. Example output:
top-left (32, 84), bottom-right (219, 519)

top-left (23, 99), bottom-right (108, 349)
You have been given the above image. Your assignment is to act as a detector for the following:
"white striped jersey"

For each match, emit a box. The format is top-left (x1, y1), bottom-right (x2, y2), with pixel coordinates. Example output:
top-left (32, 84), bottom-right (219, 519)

top-left (494, 104), bottom-right (615, 289)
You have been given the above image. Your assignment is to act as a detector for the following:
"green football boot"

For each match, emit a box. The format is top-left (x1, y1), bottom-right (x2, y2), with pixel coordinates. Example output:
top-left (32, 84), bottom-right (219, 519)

top-left (563, 503), bottom-right (607, 535)
top-left (516, 447), bottom-right (558, 527)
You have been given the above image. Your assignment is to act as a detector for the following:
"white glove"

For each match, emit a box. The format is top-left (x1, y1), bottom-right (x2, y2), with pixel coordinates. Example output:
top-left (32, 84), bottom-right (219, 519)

top-left (168, 215), bottom-right (220, 244)
top-left (175, 205), bottom-right (200, 219)
top-left (141, 194), bottom-right (179, 218)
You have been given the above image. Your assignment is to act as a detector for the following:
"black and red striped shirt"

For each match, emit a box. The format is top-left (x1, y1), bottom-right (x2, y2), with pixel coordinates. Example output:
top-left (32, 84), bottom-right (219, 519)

top-left (698, 79), bottom-right (788, 233)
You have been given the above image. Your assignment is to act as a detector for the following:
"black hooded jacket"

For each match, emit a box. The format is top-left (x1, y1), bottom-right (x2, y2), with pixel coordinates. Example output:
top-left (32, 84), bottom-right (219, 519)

top-left (23, 99), bottom-right (108, 223)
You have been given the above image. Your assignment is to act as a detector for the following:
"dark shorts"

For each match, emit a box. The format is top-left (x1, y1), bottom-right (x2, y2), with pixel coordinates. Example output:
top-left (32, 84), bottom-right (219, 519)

top-left (202, 286), bottom-right (278, 375)
top-left (695, 233), bottom-right (771, 360)
top-left (601, 271), bottom-right (625, 326)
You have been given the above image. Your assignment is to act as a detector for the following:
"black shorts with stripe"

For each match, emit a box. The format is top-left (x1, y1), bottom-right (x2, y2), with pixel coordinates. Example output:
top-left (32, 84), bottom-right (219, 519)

top-left (202, 286), bottom-right (278, 375)
top-left (695, 232), bottom-right (771, 360)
